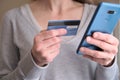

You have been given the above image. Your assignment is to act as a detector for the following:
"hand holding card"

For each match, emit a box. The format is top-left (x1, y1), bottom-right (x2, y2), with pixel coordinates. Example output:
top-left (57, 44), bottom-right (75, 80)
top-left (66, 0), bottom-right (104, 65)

top-left (47, 20), bottom-right (80, 36)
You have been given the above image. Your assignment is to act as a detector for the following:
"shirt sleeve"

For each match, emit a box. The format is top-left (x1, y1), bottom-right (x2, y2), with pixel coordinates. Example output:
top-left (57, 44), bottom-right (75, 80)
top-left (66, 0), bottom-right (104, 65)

top-left (95, 57), bottom-right (119, 80)
top-left (0, 11), bottom-right (47, 80)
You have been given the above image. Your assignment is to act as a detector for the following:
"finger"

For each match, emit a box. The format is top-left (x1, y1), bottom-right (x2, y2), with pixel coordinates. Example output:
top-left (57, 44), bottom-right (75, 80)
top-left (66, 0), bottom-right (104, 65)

top-left (39, 46), bottom-right (60, 62)
top-left (43, 49), bottom-right (60, 62)
top-left (80, 47), bottom-right (114, 59)
top-left (47, 43), bottom-right (61, 53)
top-left (39, 28), bottom-right (67, 40)
top-left (83, 55), bottom-right (113, 66)
top-left (42, 37), bottom-right (61, 48)
top-left (34, 29), bottom-right (66, 45)
top-left (48, 49), bottom-right (60, 59)
top-left (39, 43), bottom-right (60, 56)
top-left (86, 36), bottom-right (118, 54)
top-left (34, 37), bottom-right (61, 52)
top-left (93, 32), bottom-right (119, 46)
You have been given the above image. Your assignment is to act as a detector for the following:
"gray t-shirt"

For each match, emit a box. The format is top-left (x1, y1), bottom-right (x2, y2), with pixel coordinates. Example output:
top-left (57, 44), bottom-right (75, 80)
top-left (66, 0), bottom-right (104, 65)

top-left (0, 3), bottom-right (119, 80)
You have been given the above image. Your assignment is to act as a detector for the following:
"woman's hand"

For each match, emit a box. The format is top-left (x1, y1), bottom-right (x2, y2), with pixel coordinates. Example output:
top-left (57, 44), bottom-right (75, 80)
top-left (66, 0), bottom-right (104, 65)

top-left (80, 32), bottom-right (119, 67)
top-left (32, 29), bottom-right (67, 67)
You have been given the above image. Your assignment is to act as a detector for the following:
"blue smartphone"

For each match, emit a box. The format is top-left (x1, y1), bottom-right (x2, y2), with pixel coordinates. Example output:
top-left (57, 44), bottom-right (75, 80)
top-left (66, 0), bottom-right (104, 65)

top-left (77, 2), bottom-right (120, 55)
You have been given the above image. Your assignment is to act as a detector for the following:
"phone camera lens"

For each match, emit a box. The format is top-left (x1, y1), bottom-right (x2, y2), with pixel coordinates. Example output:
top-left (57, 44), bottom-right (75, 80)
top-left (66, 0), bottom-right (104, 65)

top-left (107, 10), bottom-right (115, 14)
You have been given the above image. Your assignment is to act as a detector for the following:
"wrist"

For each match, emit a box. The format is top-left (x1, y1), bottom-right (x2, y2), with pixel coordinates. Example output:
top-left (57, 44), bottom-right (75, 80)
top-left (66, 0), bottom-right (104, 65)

top-left (103, 57), bottom-right (115, 67)
top-left (31, 50), bottom-right (48, 67)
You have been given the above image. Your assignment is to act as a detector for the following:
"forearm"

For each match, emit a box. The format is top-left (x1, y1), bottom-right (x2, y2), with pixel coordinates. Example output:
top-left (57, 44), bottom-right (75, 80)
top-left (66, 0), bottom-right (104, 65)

top-left (0, 53), bottom-right (47, 80)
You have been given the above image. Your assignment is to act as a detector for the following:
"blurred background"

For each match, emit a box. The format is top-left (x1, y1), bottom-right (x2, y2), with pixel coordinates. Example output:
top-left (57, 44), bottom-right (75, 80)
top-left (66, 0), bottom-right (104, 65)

top-left (0, 0), bottom-right (120, 77)
top-left (0, 0), bottom-right (119, 20)
top-left (0, 0), bottom-right (29, 20)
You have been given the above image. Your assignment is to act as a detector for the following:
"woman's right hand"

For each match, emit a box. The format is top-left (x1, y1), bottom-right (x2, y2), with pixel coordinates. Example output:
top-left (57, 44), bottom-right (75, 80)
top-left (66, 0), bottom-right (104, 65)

top-left (31, 29), bottom-right (67, 67)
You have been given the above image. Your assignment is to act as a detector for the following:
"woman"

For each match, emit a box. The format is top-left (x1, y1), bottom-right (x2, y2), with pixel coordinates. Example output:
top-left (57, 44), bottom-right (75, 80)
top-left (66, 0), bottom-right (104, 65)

top-left (0, 0), bottom-right (119, 80)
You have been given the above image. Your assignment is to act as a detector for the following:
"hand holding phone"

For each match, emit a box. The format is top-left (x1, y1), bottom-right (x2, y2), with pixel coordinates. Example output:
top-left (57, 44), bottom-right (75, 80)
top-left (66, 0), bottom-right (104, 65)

top-left (77, 2), bottom-right (120, 54)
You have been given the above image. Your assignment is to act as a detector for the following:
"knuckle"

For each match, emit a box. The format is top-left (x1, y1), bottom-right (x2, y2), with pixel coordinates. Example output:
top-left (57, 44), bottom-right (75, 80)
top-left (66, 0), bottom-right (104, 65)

top-left (104, 35), bottom-right (110, 41)
top-left (40, 49), bottom-right (46, 55)
top-left (35, 44), bottom-right (43, 52)
top-left (34, 34), bottom-right (43, 43)
top-left (35, 47), bottom-right (40, 52)
top-left (93, 51), bottom-right (100, 58)
top-left (99, 42), bottom-right (105, 48)
top-left (105, 36), bottom-right (110, 41)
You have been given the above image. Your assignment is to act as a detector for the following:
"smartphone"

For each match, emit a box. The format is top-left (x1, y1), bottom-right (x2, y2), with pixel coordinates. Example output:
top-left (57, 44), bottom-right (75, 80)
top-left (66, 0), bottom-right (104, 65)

top-left (77, 2), bottom-right (120, 55)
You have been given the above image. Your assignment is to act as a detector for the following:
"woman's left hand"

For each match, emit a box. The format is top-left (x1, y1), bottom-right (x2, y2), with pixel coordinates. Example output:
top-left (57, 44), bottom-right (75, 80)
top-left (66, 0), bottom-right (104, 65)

top-left (80, 32), bottom-right (119, 67)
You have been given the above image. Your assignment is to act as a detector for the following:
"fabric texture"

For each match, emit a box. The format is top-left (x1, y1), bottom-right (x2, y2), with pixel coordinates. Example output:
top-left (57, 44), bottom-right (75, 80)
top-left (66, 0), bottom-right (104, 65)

top-left (0, 3), bottom-right (119, 80)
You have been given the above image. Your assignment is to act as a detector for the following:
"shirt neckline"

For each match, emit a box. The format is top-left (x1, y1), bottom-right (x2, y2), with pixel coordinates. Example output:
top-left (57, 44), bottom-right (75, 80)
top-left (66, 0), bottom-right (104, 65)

top-left (24, 3), bottom-right (89, 43)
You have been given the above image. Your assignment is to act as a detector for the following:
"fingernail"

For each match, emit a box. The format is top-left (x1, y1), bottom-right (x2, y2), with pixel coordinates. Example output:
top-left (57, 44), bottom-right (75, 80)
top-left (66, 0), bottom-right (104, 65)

top-left (86, 37), bottom-right (91, 42)
top-left (93, 32), bottom-right (98, 38)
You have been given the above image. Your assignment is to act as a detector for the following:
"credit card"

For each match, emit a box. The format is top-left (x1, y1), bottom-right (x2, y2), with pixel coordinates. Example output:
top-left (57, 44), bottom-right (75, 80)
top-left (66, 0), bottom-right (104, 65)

top-left (47, 20), bottom-right (80, 36)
